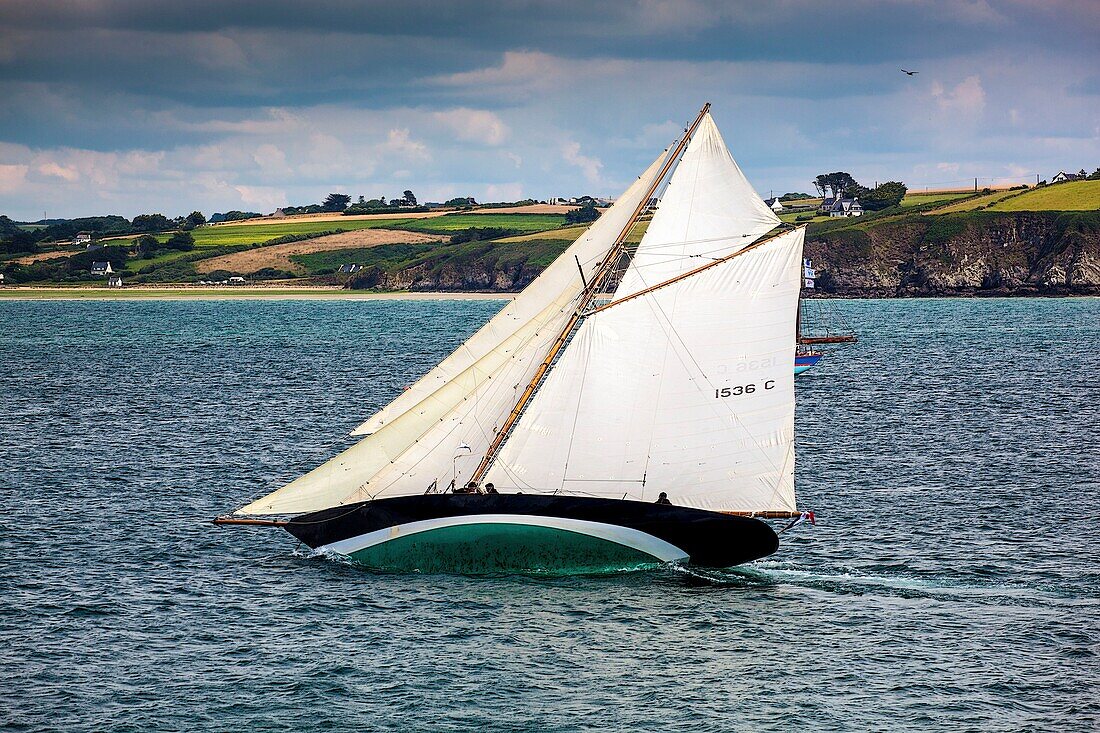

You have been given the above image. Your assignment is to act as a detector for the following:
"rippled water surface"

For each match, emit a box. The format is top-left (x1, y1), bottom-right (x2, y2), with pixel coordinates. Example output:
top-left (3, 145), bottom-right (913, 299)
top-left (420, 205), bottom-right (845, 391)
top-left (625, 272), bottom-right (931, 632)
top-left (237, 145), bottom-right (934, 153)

top-left (2, 298), bottom-right (1098, 732)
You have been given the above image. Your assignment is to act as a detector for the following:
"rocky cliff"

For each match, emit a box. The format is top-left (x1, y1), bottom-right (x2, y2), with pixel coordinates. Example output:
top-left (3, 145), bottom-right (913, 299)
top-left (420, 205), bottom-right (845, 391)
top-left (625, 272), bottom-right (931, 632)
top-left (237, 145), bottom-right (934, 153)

top-left (344, 211), bottom-right (1100, 296)
top-left (805, 211), bottom-right (1100, 297)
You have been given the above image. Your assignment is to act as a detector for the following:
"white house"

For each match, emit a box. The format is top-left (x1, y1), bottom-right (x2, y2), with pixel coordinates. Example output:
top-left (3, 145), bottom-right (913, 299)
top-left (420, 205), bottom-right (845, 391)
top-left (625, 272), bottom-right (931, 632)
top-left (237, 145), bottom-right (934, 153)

top-left (763, 197), bottom-right (785, 212)
top-left (228, 276), bottom-right (247, 284)
top-left (1051, 170), bottom-right (1083, 183)
top-left (828, 199), bottom-right (864, 218)
top-left (90, 261), bottom-right (114, 276)
top-left (339, 263), bottom-right (363, 274)
top-left (74, 231), bottom-right (93, 245)
top-left (107, 274), bottom-right (123, 288)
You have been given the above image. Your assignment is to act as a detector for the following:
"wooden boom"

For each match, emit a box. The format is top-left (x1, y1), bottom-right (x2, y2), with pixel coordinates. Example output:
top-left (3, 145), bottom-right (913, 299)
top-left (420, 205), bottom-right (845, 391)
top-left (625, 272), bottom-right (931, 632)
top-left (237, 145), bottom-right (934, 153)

top-left (798, 335), bottom-right (858, 345)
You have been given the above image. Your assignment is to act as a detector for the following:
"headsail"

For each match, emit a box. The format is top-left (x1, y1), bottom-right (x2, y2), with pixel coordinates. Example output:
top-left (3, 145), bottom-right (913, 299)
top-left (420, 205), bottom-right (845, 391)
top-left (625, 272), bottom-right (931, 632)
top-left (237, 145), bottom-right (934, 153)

top-left (485, 228), bottom-right (804, 513)
top-left (236, 149), bottom-right (671, 516)
top-left (614, 113), bottom-right (780, 299)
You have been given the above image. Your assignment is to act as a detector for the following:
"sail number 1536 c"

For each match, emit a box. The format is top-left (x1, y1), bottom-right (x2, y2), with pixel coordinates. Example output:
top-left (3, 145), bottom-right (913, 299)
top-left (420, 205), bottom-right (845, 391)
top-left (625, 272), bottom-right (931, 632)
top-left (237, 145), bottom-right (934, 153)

top-left (715, 380), bottom-right (775, 399)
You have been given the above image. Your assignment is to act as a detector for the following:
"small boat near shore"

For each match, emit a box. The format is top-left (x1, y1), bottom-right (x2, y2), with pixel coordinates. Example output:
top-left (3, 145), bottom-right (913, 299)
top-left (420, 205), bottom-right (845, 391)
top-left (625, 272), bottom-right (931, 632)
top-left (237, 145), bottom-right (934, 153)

top-left (217, 104), bottom-right (813, 573)
top-left (795, 349), bottom-right (823, 375)
top-left (793, 260), bottom-right (857, 375)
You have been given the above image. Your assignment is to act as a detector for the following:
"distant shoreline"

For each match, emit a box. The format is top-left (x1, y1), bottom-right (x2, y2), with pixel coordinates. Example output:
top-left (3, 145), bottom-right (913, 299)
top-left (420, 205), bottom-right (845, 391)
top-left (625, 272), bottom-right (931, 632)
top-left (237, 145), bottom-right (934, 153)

top-left (0, 286), bottom-right (514, 301)
top-left (2, 286), bottom-right (1094, 302)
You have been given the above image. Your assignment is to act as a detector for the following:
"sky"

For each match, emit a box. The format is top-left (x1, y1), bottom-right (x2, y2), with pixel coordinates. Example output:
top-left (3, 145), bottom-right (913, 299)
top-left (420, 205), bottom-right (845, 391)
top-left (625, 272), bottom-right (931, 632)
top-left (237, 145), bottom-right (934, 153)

top-left (0, 0), bottom-right (1097, 220)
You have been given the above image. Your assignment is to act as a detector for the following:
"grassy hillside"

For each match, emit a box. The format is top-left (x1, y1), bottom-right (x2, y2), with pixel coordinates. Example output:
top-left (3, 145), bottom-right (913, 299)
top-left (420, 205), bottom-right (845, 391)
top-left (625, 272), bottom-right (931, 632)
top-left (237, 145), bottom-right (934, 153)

top-left (930, 190), bottom-right (1023, 213)
top-left (397, 213), bottom-right (567, 234)
top-left (70, 213), bottom-right (571, 282)
top-left (189, 219), bottom-right (410, 246)
top-left (987, 180), bottom-right (1100, 211)
top-left (900, 192), bottom-right (973, 208)
top-left (291, 234), bottom-right (578, 280)
top-left (494, 225), bottom-right (589, 244)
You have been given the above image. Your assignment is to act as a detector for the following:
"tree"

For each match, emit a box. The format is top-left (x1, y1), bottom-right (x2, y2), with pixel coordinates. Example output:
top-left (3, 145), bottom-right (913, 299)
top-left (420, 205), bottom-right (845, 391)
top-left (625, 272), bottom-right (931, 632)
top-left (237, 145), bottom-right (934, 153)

top-left (0, 229), bottom-right (39, 256)
top-left (165, 231), bottom-right (195, 251)
top-left (133, 234), bottom-right (160, 258)
top-left (131, 213), bottom-right (173, 233)
top-left (829, 172), bottom-right (859, 198)
top-left (445, 197), bottom-right (478, 207)
top-left (322, 193), bottom-right (351, 212)
top-left (565, 204), bottom-right (601, 225)
top-left (853, 181), bottom-right (908, 211)
top-left (813, 172), bottom-right (859, 199)
top-left (403, 190), bottom-right (418, 206)
top-left (182, 211), bottom-right (206, 230)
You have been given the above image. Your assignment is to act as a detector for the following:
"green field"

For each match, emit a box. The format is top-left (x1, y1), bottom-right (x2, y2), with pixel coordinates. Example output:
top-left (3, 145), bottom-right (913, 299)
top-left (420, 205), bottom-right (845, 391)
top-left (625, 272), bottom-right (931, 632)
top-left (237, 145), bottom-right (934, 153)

top-left (987, 180), bottom-right (1100, 211)
top-left (139, 213), bottom-right (568, 248)
top-left (900, 192), bottom-right (974, 208)
top-left (779, 210), bottom-right (824, 224)
top-left (395, 213), bottom-right (567, 234)
top-left (495, 225), bottom-right (589, 243)
top-left (290, 224), bottom-right (585, 279)
top-left (190, 219), bottom-right (413, 246)
top-left (930, 190), bottom-right (1023, 213)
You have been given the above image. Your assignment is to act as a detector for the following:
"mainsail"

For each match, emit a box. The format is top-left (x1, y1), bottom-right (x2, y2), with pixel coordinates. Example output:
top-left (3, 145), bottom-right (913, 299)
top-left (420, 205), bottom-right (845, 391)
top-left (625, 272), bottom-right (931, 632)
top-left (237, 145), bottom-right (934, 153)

top-left (485, 228), bottom-right (803, 513)
top-left (237, 150), bottom-right (670, 515)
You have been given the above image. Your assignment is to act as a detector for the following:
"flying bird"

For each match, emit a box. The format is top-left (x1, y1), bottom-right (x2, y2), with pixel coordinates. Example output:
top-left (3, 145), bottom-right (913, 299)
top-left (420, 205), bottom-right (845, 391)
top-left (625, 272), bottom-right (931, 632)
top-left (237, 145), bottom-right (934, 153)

top-left (901, 69), bottom-right (919, 76)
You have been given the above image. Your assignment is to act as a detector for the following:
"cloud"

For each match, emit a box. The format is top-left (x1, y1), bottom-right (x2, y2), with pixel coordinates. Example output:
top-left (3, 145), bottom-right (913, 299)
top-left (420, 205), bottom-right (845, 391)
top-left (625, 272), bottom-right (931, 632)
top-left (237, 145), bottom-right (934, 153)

top-left (0, 164), bottom-right (29, 193)
top-left (432, 51), bottom-right (563, 89)
top-left (38, 161), bottom-right (79, 181)
top-left (433, 108), bottom-right (508, 146)
top-left (484, 182), bottom-right (524, 201)
top-left (561, 142), bottom-right (602, 184)
top-left (233, 184), bottom-right (286, 210)
top-left (384, 128), bottom-right (430, 160)
top-left (170, 108), bottom-right (303, 136)
top-left (931, 75), bottom-right (986, 117)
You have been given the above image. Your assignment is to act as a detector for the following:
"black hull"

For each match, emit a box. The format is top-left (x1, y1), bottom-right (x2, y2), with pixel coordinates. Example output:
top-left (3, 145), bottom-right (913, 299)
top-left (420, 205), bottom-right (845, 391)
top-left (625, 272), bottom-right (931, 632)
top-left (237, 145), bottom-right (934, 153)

top-left (284, 494), bottom-right (778, 571)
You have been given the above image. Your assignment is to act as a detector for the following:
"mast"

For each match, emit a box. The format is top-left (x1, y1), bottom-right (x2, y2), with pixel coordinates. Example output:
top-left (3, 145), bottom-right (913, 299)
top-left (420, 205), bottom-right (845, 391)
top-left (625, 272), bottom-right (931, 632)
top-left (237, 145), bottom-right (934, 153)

top-left (469, 103), bottom-right (712, 483)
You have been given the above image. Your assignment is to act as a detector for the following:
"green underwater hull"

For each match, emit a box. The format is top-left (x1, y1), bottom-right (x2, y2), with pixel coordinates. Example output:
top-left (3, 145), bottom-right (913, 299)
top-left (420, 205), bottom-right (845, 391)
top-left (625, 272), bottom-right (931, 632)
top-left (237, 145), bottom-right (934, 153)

top-left (345, 522), bottom-right (663, 574)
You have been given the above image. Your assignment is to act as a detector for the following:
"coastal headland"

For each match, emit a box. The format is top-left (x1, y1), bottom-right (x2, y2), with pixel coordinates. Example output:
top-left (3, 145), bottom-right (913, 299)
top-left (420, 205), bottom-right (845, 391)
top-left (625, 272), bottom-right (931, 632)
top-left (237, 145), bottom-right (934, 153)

top-left (4, 182), bottom-right (1099, 298)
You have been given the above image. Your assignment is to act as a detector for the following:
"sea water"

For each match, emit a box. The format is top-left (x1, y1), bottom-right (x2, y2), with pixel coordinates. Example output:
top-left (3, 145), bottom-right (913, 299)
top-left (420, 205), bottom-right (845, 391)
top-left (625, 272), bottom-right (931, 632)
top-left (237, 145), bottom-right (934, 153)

top-left (1, 298), bottom-right (1098, 732)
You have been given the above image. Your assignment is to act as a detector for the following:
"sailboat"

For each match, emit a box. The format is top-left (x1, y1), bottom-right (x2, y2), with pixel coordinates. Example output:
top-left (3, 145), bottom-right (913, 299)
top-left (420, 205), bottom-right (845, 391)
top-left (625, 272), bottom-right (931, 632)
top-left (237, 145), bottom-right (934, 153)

top-left (794, 260), bottom-right (857, 375)
top-left (216, 104), bottom-right (811, 573)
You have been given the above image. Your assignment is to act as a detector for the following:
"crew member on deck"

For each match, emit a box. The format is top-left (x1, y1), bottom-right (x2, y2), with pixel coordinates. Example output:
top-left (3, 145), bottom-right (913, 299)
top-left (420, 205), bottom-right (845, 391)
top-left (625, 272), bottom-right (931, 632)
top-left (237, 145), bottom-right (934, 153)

top-left (655, 492), bottom-right (671, 505)
top-left (485, 483), bottom-right (498, 494)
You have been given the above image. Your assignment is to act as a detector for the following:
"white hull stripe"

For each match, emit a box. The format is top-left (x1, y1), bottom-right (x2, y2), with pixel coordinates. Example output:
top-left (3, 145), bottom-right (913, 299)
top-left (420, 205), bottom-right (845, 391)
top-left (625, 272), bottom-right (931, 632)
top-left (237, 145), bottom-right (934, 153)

top-left (319, 513), bottom-right (690, 562)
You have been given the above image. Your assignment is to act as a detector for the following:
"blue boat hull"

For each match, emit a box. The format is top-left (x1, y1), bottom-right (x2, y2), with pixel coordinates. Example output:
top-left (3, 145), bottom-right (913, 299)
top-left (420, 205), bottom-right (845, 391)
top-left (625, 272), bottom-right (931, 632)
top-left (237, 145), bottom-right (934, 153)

top-left (794, 353), bottom-right (822, 375)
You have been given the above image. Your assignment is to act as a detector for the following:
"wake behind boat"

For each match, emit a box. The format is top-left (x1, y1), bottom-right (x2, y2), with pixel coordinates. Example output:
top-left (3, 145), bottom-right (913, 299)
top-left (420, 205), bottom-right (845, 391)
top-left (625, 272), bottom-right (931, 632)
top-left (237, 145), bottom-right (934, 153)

top-left (217, 104), bottom-right (812, 572)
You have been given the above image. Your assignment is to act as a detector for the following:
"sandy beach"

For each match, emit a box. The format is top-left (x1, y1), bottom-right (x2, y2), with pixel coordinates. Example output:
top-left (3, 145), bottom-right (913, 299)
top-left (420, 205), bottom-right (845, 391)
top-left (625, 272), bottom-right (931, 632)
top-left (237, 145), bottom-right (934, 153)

top-left (0, 286), bottom-right (514, 301)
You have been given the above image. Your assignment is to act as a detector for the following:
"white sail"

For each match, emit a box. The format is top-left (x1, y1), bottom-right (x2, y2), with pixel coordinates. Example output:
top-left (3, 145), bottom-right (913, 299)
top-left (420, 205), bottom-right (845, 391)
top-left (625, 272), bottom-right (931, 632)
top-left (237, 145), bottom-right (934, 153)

top-left (485, 228), bottom-right (805, 513)
top-left (236, 150), bottom-right (670, 516)
top-left (349, 150), bottom-right (670, 437)
top-left (614, 113), bottom-right (780, 299)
